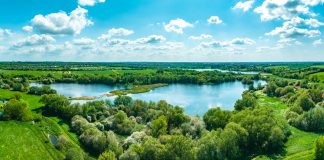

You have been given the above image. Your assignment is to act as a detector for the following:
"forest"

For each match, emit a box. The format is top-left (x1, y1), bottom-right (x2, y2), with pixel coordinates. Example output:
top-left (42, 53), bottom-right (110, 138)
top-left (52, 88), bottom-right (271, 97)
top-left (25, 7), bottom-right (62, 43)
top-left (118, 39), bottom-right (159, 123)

top-left (0, 62), bottom-right (323, 160)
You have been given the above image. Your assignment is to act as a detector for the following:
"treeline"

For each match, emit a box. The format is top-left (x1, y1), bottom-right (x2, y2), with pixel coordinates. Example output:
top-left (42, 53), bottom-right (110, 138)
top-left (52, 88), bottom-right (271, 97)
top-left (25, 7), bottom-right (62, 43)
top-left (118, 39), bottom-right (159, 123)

top-left (1, 70), bottom-right (260, 86)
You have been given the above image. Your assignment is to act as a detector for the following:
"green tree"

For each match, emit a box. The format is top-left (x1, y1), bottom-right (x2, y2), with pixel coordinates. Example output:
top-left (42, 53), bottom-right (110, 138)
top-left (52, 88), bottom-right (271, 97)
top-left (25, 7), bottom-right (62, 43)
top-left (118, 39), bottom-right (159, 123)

top-left (165, 135), bottom-right (195, 160)
top-left (141, 138), bottom-right (166, 160)
top-left (98, 150), bottom-right (116, 160)
top-left (151, 115), bottom-right (168, 138)
top-left (203, 107), bottom-right (231, 130)
top-left (3, 99), bottom-right (29, 121)
top-left (295, 94), bottom-right (315, 111)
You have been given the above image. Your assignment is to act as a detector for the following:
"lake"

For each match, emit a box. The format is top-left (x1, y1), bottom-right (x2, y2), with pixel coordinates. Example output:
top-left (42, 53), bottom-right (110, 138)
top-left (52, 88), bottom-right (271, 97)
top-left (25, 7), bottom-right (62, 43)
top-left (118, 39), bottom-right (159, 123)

top-left (31, 80), bottom-right (266, 115)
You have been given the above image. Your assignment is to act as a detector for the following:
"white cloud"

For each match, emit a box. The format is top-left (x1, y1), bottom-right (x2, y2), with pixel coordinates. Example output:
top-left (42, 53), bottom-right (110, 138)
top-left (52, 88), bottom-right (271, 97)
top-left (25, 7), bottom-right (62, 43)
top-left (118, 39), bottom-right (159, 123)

top-left (73, 38), bottom-right (95, 45)
top-left (31, 6), bottom-right (93, 35)
top-left (164, 19), bottom-right (193, 34)
top-left (78, 0), bottom-right (106, 6)
top-left (22, 26), bottom-right (33, 32)
top-left (189, 34), bottom-right (213, 40)
top-left (200, 38), bottom-right (255, 48)
top-left (12, 34), bottom-right (55, 48)
top-left (266, 18), bottom-right (321, 39)
top-left (232, 0), bottom-right (255, 12)
top-left (313, 39), bottom-right (322, 45)
top-left (99, 28), bottom-right (134, 40)
top-left (254, 0), bottom-right (316, 21)
top-left (207, 16), bottom-right (223, 25)
top-left (230, 38), bottom-right (256, 45)
top-left (136, 35), bottom-right (166, 44)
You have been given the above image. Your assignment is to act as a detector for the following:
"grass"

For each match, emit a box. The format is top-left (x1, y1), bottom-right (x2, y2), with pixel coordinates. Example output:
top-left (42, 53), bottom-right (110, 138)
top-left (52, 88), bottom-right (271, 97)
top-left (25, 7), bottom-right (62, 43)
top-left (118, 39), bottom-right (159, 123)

top-left (110, 83), bottom-right (168, 95)
top-left (0, 121), bottom-right (64, 160)
top-left (0, 89), bottom-right (42, 110)
top-left (255, 91), bottom-right (323, 160)
top-left (308, 72), bottom-right (324, 83)
top-left (0, 89), bottom-right (85, 159)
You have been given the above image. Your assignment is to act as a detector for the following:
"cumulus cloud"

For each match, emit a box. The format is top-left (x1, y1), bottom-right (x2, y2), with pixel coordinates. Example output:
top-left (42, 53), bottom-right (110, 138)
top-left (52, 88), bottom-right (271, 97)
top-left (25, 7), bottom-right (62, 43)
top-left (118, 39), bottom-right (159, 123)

top-left (232, 0), bottom-right (255, 12)
top-left (99, 28), bottom-right (134, 40)
top-left (207, 16), bottom-right (223, 24)
top-left (12, 34), bottom-right (55, 48)
top-left (164, 19), bottom-right (193, 34)
top-left (136, 35), bottom-right (166, 44)
top-left (254, 0), bottom-right (316, 21)
top-left (230, 38), bottom-right (256, 45)
top-left (313, 39), bottom-right (322, 45)
top-left (200, 38), bottom-right (255, 48)
top-left (31, 7), bottom-right (93, 35)
top-left (189, 34), bottom-right (213, 40)
top-left (78, 0), bottom-right (105, 6)
top-left (73, 38), bottom-right (95, 45)
top-left (266, 18), bottom-right (321, 38)
top-left (22, 26), bottom-right (33, 32)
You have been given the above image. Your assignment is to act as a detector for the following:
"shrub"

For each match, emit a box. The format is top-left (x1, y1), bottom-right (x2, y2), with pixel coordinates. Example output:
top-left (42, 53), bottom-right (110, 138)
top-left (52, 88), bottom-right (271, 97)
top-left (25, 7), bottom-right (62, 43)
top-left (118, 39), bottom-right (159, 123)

top-left (203, 107), bottom-right (231, 130)
top-left (315, 136), bottom-right (324, 160)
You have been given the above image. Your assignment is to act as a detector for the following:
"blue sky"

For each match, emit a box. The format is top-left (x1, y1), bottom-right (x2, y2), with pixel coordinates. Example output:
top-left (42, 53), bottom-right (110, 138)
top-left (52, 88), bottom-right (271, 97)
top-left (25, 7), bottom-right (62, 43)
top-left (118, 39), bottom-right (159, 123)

top-left (0, 0), bottom-right (324, 62)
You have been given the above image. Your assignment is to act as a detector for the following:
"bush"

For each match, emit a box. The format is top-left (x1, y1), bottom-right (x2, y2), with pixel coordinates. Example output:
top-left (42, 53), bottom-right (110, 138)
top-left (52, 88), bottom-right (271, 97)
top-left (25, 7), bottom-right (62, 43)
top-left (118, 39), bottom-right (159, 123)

top-left (150, 115), bottom-right (168, 138)
top-left (315, 136), bottom-right (324, 160)
top-left (3, 99), bottom-right (30, 121)
top-left (203, 107), bottom-right (231, 130)
top-left (292, 106), bottom-right (324, 132)
top-left (98, 150), bottom-right (116, 160)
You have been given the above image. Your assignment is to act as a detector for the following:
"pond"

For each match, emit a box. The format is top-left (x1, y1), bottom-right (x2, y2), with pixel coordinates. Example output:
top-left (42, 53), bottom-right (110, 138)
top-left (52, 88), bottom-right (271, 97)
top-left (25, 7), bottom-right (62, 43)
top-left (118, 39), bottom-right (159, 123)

top-left (32, 80), bottom-right (266, 116)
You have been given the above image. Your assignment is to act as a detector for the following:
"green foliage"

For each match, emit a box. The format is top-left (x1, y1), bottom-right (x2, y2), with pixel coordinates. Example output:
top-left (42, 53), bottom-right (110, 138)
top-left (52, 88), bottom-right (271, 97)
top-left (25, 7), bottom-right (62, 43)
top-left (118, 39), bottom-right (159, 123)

top-left (292, 106), bottom-right (324, 132)
top-left (40, 94), bottom-right (70, 115)
top-left (3, 98), bottom-right (30, 121)
top-left (98, 150), bottom-right (116, 160)
top-left (29, 85), bottom-right (57, 95)
top-left (295, 94), bottom-right (315, 111)
top-left (231, 107), bottom-right (290, 153)
top-left (151, 115), bottom-right (168, 138)
top-left (203, 107), bottom-right (231, 130)
top-left (315, 136), bottom-right (324, 160)
top-left (114, 96), bottom-right (132, 106)
top-left (164, 135), bottom-right (196, 160)
top-left (141, 137), bottom-right (167, 160)
top-left (234, 93), bottom-right (257, 110)
top-left (65, 148), bottom-right (84, 160)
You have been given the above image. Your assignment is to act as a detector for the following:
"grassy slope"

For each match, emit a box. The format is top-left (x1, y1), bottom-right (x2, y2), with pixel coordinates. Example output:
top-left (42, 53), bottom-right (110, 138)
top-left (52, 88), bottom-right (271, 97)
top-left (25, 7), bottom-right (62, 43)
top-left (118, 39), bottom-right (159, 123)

top-left (0, 121), bottom-right (64, 160)
top-left (308, 72), bottom-right (324, 83)
top-left (0, 89), bottom-right (83, 159)
top-left (255, 91), bottom-right (323, 160)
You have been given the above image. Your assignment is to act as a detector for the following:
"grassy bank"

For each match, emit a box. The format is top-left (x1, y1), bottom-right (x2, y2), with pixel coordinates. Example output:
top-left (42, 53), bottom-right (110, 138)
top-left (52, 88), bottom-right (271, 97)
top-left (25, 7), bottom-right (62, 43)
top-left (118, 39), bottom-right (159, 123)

top-left (110, 83), bottom-right (168, 95)
top-left (0, 121), bottom-right (64, 160)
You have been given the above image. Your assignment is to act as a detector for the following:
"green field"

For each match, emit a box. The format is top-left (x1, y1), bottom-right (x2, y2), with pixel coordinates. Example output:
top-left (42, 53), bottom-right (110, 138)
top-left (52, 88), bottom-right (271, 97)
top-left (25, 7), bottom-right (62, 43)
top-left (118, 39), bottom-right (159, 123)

top-left (0, 89), bottom-right (42, 110)
top-left (309, 72), bottom-right (324, 82)
top-left (0, 121), bottom-right (64, 160)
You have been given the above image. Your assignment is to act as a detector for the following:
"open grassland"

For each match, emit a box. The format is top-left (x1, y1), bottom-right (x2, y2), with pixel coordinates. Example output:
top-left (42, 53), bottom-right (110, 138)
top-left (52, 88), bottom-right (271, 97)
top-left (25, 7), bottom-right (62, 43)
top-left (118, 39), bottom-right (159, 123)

top-left (255, 91), bottom-right (323, 160)
top-left (0, 121), bottom-right (64, 160)
top-left (308, 72), bottom-right (324, 82)
top-left (0, 89), bottom-right (42, 110)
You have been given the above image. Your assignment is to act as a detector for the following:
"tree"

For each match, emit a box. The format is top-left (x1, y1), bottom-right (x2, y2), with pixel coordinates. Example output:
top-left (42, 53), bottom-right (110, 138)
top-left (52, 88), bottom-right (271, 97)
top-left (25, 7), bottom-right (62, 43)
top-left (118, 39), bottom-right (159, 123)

top-left (3, 99), bottom-right (29, 121)
top-left (315, 136), bottom-right (324, 160)
top-left (40, 94), bottom-right (70, 116)
top-left (65, 148), bottom-right (84, 160)
top-left (165, 135), bottom-right (195, 160)
top-left (151, 115), bottom-right (168, 138)
top-left (234, 93), bottom-right (257, 110)
top-left (114, 96), bottom-right (132, 106)
top-left (295, 94), bottom-right (315, 111)
top-left (141, 137), bottom-right (166, 160)
top-left (230, 107), bottom-right (289, 153)
top-left (98, 150), bottom-right (116, 160)
top-left (203, 107), bottom-right (231, 130)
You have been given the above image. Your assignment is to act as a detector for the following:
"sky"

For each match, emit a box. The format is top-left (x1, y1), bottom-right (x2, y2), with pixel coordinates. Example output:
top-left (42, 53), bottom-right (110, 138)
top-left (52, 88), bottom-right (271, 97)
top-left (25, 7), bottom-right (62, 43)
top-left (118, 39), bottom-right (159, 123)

top-left (0, 0), bottom-right (324, 62)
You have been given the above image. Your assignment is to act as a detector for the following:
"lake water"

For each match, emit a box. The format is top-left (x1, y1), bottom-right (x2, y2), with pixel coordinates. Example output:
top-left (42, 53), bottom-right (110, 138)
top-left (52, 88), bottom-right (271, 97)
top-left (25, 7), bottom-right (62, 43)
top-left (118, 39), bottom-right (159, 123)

top-left (31, 80), bottom-right (266, 115)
